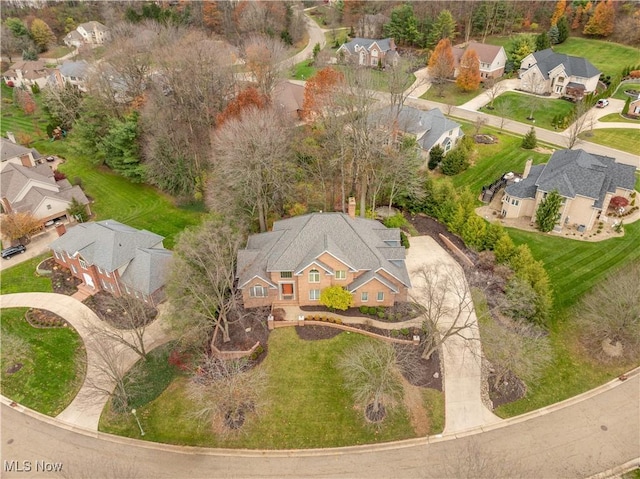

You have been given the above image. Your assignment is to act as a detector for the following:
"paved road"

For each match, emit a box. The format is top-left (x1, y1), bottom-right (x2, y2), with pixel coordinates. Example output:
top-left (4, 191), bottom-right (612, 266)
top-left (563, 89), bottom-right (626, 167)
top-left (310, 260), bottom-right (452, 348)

top-left (2, 371), bottom-right (638, 478)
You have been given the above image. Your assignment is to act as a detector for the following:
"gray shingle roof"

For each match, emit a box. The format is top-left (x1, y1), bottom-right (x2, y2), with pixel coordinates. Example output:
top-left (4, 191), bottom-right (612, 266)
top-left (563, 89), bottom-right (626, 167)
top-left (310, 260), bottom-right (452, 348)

top-left (528, 49), bottom-right (600, 80)
top-left (120, 248), bottom-right (173, 295)
top-left (1, 138), bottom-right (35, 163)
top-left (237, 213), bottom-right (411, 289)
top-left (339, 38), bottom-right (394, 55)
top-left (50, 220), bottom-right (165, 272)
top-left (369, 106), bottom-right (462, 151)
top-left (505, 150), bottom-right (636, 208)
top-left (59, 60), bottom-right (88, 78)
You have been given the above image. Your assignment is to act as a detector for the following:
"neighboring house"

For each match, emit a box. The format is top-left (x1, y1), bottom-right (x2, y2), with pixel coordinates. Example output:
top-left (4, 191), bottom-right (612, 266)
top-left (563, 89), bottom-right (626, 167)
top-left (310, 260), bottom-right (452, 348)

top-left (502, 149), bottom-right (636, 232)
top-left (628, 98), bottom-right (640, 118)
top-left (2, 60), bottom-right (54, 89)
top-left (1, 137), bottom-right (39, 167)
top-left (64, 21), bottom-right (110, 47)
top-left (49, 220), bottom-right (172, 306)
top-left (0, 161), bottom-right (91, 224)
top-left (49, 60), bottom-right (89, 92)
top-left (519, 48), bottom-right (600, 100)
top-left (453, 41), bottom-right (507, 80)
top-left (273, 81), bottom-right (305, 121)
top-left (369, 106), bottom-right (464, 158)
top-left (336, 37), bottom-right (399, 67)
top-left (237, 201), bottom-right (411, 309)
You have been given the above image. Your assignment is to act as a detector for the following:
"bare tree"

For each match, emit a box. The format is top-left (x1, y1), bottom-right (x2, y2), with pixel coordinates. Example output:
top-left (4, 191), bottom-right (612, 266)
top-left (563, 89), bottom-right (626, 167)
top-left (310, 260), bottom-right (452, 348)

top-left (411, 264), bottom-right (478, 360)
top-left (242, 35), bottom-right (290, 98)
top-left (473, 115), bottom-right (488, 136)
top-left (386, 54), bottom-right (425, 120)
top-left (480, 315), bottom-right (552, 389)
top-left (494, 98), bottom-right (512, 130)
top-left (187, 356), bottom-right (267, 434)
top-left (483, 77), bottom-right (507, 109)
top-left (575, 262), bottom-right (640, 364)
top-left (168, 216), bottom-right (244, 345)
top-left (565, 100), bottom-right (595, 148)
top-left (524, 93), bottom-right (542, 121)
top-left (211, 107), bottom-right (295, 232)
top-left (89, 295), bottom-right (156, 360)
top-left (43, 81), bottom-right (84, 130)
top-left (338, 341), bottom-right (404, 423)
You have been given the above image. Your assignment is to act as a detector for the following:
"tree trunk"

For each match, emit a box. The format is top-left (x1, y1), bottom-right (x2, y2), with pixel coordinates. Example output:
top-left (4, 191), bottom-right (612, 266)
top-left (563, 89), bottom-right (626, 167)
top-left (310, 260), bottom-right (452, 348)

top-left (359, 174), bottom-right (367, 218)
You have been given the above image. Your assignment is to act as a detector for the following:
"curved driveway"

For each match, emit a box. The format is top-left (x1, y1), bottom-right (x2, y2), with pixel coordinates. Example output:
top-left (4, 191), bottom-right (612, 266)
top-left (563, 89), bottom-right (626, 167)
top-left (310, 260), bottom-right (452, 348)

top-left (2, 371), bottom-right (638, 478)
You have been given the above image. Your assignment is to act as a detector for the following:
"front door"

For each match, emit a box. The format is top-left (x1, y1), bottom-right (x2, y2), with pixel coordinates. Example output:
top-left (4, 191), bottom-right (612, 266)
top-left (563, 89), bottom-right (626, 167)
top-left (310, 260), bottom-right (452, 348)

top-left (83, 273), bottom-right (95, 289)
top-left (280, 283), bottom-right (294, 301)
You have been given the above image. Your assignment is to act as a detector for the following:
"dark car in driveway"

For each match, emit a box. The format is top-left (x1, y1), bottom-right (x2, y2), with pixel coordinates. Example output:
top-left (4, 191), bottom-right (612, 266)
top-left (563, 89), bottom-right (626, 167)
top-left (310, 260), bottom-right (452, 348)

top-left (1, 245), bottom-right (26, 259)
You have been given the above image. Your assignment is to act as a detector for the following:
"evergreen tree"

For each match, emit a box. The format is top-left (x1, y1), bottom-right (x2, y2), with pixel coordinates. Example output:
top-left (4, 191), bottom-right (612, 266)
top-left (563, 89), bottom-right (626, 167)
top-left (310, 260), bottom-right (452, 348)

top-left (494, 233), bottom-right (516, 264)
top-left (557, 16), bottom-right (570, 43)
top-left (548, 25), bottom-right (560, 44)
top-left (383, 4), bottom-right (419, 47)
top-left (67, 197), bottom-right (88, 222)
top-left (461, 215), bottom-right (487, 251)
top-left (427, 10), bottom-right (457, 49)
top-left (484, 222), bottom-right (505, 250)
top-left (507, 34), bottom-right (536, 70)
top-left (535, 190), bottom-right (563, 232)
top-left (535, 32), bottom-right (551, 51)
top-left (623, 97), bottom-right (631, 115)
top-left (428, 144), bottom-right (444, 170)
top-left (99, 111), bottom-right (145, 182)
top-left (522, 127), bottom-right (537, 149)
top-left (440, 147), bottom-right (469, 176)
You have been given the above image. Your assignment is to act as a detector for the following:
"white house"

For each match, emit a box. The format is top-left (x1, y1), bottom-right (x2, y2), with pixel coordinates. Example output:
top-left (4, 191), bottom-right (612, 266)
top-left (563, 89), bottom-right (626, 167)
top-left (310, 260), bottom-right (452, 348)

top-left (64, 21), bottom-right (110, 47)
top-left (453, 42), bottom-right (507, 80)
top-left (519, 49), bottom-right (600, 100)
top-left (2, 60), bottom-right (54, 89)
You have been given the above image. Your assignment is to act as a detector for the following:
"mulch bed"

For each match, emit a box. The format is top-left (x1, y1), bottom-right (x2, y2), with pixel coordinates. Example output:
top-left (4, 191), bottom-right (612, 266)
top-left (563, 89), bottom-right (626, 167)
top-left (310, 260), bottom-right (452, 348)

top-left (300, 302), bottom-right (422, 322)
top-left (295, 325), bottom-right (343, 341)
top-left (25, 308), bottom-right (68, 328)
top-left (82, 292), bottom-right (158, 329)
top-left (45, 258), bottom-right (82, 295)
top-left (212, 307), bottom-right (271, 361)
top-left (488, 371), bottom-right (527, 408)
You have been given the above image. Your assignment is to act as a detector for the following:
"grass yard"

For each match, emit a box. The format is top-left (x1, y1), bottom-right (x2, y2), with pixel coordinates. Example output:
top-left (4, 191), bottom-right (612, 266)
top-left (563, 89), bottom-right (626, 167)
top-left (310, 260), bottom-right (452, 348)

top-left (479, 91), bottom-right (575, 131)
top-left (612, 82), bottom-right (640, 101)
top-left (485, 36), bottom-right (639, 77)
top-left (43, 45), bottom-right (74, 58)
top-left (578, 128), bottom-right (639, 155)
top-left (420, 82), bottom-right (483, 106)
top-left (1, 83), bottom-right (49, 140)
top-left (597, 113), bottom-right (640, 124)
top-left (451, 124), bottom-right (551, 193)
top-left (289, 60), bottom-right (318, 81)
top-left (100, 328), bottom-right (433, 448)
top-left (0, 308), bottom-right (85, 416)
top-left (0, 254), bottom-right (53, 295)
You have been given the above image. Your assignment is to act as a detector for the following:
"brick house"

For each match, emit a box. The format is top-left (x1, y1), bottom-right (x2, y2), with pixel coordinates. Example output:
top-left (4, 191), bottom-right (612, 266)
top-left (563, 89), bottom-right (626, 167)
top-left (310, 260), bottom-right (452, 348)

top-left (453, 42), bottom-right (507, 80)
top-left (501, 150), bottom-right (636, 232)
top-left (49, 220), bottom-right (172, 305)
top-left (237, 200), bottom-right (411, 309)
top-left (336, 38), bottom-right (399, 67)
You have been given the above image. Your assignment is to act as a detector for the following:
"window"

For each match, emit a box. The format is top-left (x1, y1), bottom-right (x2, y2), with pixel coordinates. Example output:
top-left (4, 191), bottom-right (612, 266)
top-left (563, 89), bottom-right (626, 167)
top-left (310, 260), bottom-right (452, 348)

top-left (361, 292), bottom-right (369, 302)
top-left (105, 269), bottom-right (110, 277)
top-left (101, 279), bottom-right (108, 289)
top-left (377, 292), bottom-right (385, 302)
top-left (54, 251), bottom-right (60, 260)
top-left (79, 258), bottom-right (87, 269)
top-left (309, 289), bottom-right (321, 301)
top-left (280, 271), bottom-right (292, 278)
top-left (335, 270), bottom-right (346, 280)
top-left (511, 198), bottom-right (519, 206)
top-left (46, 204), bottom-right (52, 210)
top-left (71, 264), bottom-right (77, 274)
top-left (250, 285), bottom-right (267, 298)
top-left (309, 269), bottom-right (320, 283)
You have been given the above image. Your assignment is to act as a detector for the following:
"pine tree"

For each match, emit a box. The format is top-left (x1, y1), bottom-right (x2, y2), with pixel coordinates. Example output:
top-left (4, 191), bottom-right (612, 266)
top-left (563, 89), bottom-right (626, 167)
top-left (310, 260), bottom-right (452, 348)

top-left (461, 214), bottom-right (487, 251)
top-left (494, 233), bottom-right (516, 264)
top-left (535, 32), bottom-right (551, 51)
top-left (535, 190), bottom-right (563, 232)
top-left (428, 144), bottom-right (444, 170)
top-left (583, 0), bottom-right (615, 37)
top-left (456, 48), bottom-right (481, 92)
top-left (427, 10), bottom-right (456, 49)
top-left (623, 97), bottom-right (631, 116)
top-left (522, 127), bottom-right (537, 149)
top-left (557, 16), bottom-right (570, 42)
top-left (548, 25), bottom-right (560, 44)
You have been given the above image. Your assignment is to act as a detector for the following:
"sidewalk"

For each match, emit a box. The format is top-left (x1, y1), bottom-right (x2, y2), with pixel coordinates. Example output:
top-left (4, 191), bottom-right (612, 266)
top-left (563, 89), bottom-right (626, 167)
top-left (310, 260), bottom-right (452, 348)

top-left (0, 292), bottom-right (173, 430)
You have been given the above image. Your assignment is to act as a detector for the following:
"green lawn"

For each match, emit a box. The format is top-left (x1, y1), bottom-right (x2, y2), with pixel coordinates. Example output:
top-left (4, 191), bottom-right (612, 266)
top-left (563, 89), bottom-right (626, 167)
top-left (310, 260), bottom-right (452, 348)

top-left (479, 91), bottom-right (575, 131)
top-left (1, 83), bottom-right (49, 140)
top-left (578, 128), bottom-right (639, 155)
top-left (420, 82), bottom-right (483, 106)
top-left (0, 254), bottom-right (53, 295)
top-left (451, 124), bottom-right (551, 193)
top-left (289, 60), bottom-right (318, 81)
top-left (597, 112), bottom-right (640, 124)
top-left (612, 82), bottom-right (640, 101)
top-left (43, 45), bottom-right (74, 58)
top-left (100, 328), bottom-right (433, 448)
top-left (485, 36), bottom-right (639, 77)
top-left (0, 308), bottom-right (85, 416)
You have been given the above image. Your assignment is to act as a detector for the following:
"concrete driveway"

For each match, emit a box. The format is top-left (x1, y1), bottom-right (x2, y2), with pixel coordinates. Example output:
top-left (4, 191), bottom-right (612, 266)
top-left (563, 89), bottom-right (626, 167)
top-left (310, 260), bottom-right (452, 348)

top-left (0, 228), bottom-right (59, 272)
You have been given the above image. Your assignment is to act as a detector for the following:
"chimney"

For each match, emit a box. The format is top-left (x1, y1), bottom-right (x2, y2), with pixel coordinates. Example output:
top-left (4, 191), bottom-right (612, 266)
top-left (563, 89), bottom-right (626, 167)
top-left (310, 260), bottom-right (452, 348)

top-left (523, 158), bottom-right (533, 179)
top-left (348, 197), bottom-right (356, 219)
top-left (55, 222), bottom-right (66, 236)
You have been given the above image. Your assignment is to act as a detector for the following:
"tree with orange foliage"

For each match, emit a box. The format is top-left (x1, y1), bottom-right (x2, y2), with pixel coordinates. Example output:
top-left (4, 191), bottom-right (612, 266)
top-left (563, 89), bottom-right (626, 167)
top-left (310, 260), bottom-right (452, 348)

top-left (0, 212), bottom-right (42, 243)
top-left (456, 49), bottom-right (481, 92)
top-left (428, 38), bottom-right (455, 97)
top-left (302, 67), bottom-right (345, 121)
top-left (216, 87), bottom-right (268, 127)
top-left (550, 0), bottom-right (567, 25)
top-left (583, 0), bottom-right (615, 37)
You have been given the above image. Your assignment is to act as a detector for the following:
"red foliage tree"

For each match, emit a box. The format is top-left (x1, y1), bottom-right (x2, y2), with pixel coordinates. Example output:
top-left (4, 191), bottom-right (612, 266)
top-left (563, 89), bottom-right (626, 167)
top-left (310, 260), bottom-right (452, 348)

top-left (428, 38), bottom-right (455, 96)
top-left (583, 0), bottom-right (614, 37)
top-left (609, 196), bottom-right (629, 209)
top-left (216, 87), bottom-right (268, 127)
top-left (301, 67), bottom-right (345, 120)
top-left (455, 48), bottom-right (481, 92)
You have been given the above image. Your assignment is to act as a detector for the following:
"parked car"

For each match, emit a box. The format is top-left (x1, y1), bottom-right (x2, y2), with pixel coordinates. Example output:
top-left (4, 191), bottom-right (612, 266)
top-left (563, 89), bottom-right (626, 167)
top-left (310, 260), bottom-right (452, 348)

top-left (1, 244), bottom-right (26, 259)
top-left (46, 156), bottom-right (55, 162)
top-left (596, 99), bottom-right (609, 108)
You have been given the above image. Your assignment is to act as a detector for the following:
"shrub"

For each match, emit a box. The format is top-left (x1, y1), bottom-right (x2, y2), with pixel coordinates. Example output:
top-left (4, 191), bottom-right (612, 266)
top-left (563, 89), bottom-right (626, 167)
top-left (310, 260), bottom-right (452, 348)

top-left (383, 213), bottom-right (408, 229)
top-left (367, 306), bottom-right (377, 315)
top-left (359, 306), bottom-right (369, 314)
top-left (249, 344), bottom-right (265, 361)
top-left (390, 330), bottom-right (400, 337)
top-left (320, 285), bottom-right (353, 311)
top-left (400, 231), bottom-right (410, 249)
top-left (377, 306), bottom-right (385, 314)
top-left (440, 146), bottom-right (469, 176)
top-left (428, 144), bottom-right (444, 170)
top-left (377, 312), bottom-right (385, 319)
top-left (521, 127), bottom-right (537, 149)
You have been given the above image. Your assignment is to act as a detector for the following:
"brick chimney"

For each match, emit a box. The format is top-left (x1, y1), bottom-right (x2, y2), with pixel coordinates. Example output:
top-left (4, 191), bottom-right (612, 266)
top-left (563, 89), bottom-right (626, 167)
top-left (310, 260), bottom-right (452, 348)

top-left (348, 197), bottom-right (356, 219)
top-left (523, 158), bottom-right (533, 179)
top-left (55, 222), bottom-right (66, 236)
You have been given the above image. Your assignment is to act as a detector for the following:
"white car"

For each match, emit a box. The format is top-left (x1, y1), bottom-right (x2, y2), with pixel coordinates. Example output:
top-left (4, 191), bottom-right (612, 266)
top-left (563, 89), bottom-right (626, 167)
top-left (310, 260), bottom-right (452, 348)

top-left (596, 99), bottom-right (609, 108)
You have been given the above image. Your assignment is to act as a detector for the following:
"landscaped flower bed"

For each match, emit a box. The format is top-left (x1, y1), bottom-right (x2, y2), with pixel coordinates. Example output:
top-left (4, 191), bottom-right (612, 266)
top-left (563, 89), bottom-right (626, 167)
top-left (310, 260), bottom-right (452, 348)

top-left (25, 308), bottom-right (68, 328)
